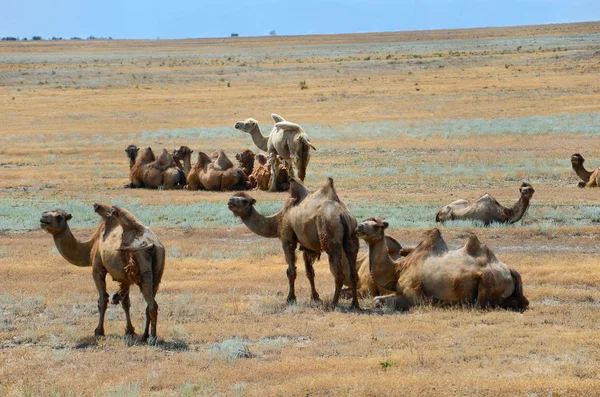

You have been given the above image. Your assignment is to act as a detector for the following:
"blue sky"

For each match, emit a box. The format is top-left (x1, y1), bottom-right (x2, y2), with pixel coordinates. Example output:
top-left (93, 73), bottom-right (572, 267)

top-left (1, 0), bottom-right (598, 39)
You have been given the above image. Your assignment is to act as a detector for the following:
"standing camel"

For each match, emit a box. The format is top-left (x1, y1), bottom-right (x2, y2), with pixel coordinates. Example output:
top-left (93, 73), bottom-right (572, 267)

top-left (40, 203), bottom-right (165, 342)
top-left (356, 219), bottom-right (529, 311)
top-left (228, 177), bottom-right (360, 308)
top-left (234, 114), bottom-right (316, 191)
top-left (435, 183), bottom-right (535, 225)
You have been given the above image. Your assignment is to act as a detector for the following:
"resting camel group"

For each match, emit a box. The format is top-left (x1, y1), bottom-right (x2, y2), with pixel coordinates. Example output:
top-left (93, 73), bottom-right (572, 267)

top-left (43, 112), bottom-right (600, 342)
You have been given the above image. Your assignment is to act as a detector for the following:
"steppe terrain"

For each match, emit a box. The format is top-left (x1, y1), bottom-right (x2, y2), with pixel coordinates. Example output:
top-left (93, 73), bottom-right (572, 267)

top-left (1, 22), bottom-right (600, 395)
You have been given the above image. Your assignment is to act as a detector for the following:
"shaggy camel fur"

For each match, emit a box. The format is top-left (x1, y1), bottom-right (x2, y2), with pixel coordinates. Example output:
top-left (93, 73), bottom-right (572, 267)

top-left (571, 153), bottom-right (600, 188)
top-left (435, 183), bottom-right (535, 225)
top-left (356, 219), bottom-right (529, 311)
top-left (236, 149), bottom-right (255, 176)
top-left (287, 179), bottom-right (412, 298)
top-left (234, 114), bottom-right (316, 191)
top-left (40, 204), bottom-right (165, 341)
top-left (172, 146), bottom-right (193, 177)
top-left (228, 177), bottom-right (360, 308)
top-left (186, 151), bottom-right (249, 191)
top-left (128, 146), bottom-right (185, 189)
top-left (246, 153), bottom-right (290, 191)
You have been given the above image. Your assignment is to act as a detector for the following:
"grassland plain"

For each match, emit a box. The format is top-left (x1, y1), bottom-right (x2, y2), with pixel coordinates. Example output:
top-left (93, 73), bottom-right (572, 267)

top-left (2, 22), bottom-right (600, 396)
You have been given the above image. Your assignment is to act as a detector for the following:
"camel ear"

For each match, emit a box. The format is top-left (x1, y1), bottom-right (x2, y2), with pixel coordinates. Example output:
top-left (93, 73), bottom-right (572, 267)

top-left (65, 214), bottom-right (72, 221)
top-left (251, 198), bottom-right (256, 205)
top-left (382, 221), bottom-right (389, 229)
top-left (190, 150), bottom-right (194, 154)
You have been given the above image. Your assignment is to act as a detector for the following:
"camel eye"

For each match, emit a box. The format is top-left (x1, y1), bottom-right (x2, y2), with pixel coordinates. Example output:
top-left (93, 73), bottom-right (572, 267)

top-left (56, 215), bottom-right (64, 221)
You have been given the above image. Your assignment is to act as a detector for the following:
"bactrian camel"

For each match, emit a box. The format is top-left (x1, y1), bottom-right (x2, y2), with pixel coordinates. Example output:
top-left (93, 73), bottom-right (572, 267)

top-left (435, 183), bottom-right (535, 225)
top-left (127, 146), bottom-right (185, 189)
top-left (40, 204), bottom-right (165, 341)
top-left (228, 177), bottom-right (360, 308)
top-left (234, 114), bottom-right (316, 192)
top-left (571, 153), bottom-right (600, 188)
top-left (356, 219), bottom-right (529, 311)
top-left (177, 149), bottom-right (248, 191)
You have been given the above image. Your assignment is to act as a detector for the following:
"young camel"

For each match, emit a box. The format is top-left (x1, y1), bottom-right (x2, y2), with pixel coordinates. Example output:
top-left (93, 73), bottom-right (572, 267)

top-left (228, 177), bottom-right (360, 308)
top-left (40, 204), bottom-right (165, 342)
top-left (356, 219), bottom-right (529, 311)
top-left (127, 146), bottom-right (185, 189)
top-left (234, 114), bottom-right (316, 191)
top-left (571, 153), bottom-right (600, 188)
top-left (435, 182), bottom-right (535, 225)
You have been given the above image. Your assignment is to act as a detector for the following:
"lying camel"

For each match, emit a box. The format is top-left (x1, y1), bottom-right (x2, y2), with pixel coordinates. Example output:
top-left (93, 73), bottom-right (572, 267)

top-left (435, 183), bottom-right (535, 225)
top-left (356, 219), bottom-right (529, 311)
top-left (234, 114), bottom-right (316, 191)
top-left (228, 177), bottom-right (360, 308)
top-left (186, 151), bottom-right (248, 191)
top-left (571, 153), bottom-right (600, 188)
top-left (40, 204), bottom-right (165, 341)
top-left (246, 153), bottom-right (290, 192)
top-left (127, 146), bottom-right (185, 189)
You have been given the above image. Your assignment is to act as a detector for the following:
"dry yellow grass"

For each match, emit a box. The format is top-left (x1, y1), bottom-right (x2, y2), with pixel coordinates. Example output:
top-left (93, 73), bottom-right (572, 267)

top-left (2, 22), bottom-right (600, 396)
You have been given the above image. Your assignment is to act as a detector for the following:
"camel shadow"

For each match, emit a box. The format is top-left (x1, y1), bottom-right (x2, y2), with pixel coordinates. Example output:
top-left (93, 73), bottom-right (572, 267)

top-left (73, 335), bottom-right (190, 351)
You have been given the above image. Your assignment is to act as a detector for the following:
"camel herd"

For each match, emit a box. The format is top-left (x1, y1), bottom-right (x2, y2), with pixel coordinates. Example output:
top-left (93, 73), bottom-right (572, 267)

top-left (39, 114), bottom-right (597, 341)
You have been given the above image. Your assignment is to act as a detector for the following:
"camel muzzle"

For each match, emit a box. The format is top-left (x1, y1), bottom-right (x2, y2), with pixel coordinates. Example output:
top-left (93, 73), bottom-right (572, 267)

top-left (234, 122), bottom-right (243, 130)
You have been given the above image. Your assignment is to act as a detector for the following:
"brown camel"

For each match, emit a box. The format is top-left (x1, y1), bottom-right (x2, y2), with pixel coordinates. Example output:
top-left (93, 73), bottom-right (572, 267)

top-left (40, 204), bottom-right (165, 341)
top-left (356, 219), bottom-right (529, 311)
top-left (172, 146), bottom-right (193, 176)
top-left (234, 114), bottom-right (316, 191)
top-left (236, 149), bottom-right (255, 176)
top-left (287, 179), bottom-right (411, 298)
top-left (228, 177), bottom-right (360, 308)
top-left (247, 153), bottom-right (290, 192)
top-left (186, 151), bottom-right (249, 191)
top-left (435, 182), bottom-right (535, 225)
top-left (128, 146), bottom-right (185, 189)
top-left (571, 153), bottom-right (600, 188)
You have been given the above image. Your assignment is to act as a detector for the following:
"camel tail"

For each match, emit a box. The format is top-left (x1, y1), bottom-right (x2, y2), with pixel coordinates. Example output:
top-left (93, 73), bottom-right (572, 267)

top-left (502, 268), bottom-right (529, 312)
top-left (152, 245), bottom-right (166, 297)
top-left (297, 136), bottom-right (313, 181)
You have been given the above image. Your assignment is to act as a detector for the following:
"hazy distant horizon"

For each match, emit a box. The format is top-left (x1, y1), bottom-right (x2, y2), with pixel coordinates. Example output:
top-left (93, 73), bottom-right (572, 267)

top-left (1, 0), bottom-right (599, 40)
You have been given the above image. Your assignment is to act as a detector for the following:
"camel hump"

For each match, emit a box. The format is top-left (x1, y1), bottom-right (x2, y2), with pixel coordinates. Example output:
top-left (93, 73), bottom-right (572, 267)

top-left (271, 113), bottom-right (285, 123)
top-left (139, 147), bottom-right (155, 163)
top-left (275, 121), bottom-right (302, 133)
top-left (289, 178), bottom-right (309, 204)
top-left (465, 233), bottom-right (487, 257)
top-left (419, 228), bottom-right (447, 254)
top-left (155, 149), bottom-right (175, 168)
top-left (384, 235), bottom-right (403, 256)
top-left (111, 206), bottom-right (146, 231)
top-left (213, 150), bottom-right (234, 170)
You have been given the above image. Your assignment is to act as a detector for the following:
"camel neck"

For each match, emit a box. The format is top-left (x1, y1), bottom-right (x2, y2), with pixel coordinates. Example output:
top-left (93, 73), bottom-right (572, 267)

top-left (248, 124), bottom-right (269, 152)
top-left (240, 207), bottom-right (281, 238)
top-left (183, 155), bottom-right (192, 175)
top-left (573, 163), bottom-right (592, 183)
top-left (52, 225), bottom-right (95, 267)
top-left (505, 196), bottom-right (531, 224)
top-left (368, 239), bottom-right (399, 292)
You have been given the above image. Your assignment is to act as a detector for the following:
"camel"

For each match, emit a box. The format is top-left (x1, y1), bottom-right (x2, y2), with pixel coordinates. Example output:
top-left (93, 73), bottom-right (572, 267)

top-left (128, 146), bottom-right (185, 189)
top-left (228, 177), bottom-right (360, 308)
top-left (356, 219), bottom-right (529, 311)
top-left (435, 183), bottom-right (535, 225)
top-left (40, 203), bottom-right (165, 342)
top-left (210, 149), bottom-right (235, 171)
top-left (234, 114), bottom-right (316, 191)
top-left (571, 153), bottom-right (600, 188)
top-left (186, 151), bottom-right (249, 191)
top-left (236, 149), bottom-right (255, 176)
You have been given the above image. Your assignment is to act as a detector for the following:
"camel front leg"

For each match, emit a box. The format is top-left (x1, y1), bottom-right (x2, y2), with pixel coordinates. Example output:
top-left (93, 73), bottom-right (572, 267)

top-left (282, 239), bottom-right (298, 304)
top-left (139, 271), bottom-right (158, 343)
top-left (302, 249), bottom-right (321, 303)
top-left (92, 267), bottom-right (109, 337)
top-left (269, 153), bottom-right (280, 192)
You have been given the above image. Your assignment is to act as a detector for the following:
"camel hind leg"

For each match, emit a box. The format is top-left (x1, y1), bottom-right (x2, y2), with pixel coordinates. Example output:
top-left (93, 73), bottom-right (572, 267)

top-left (118, 283), bottom-right (135, 336)
top-left (302, 248), bottom-right (321, 303)
top-left (340, 215), bottom-right (360, 310)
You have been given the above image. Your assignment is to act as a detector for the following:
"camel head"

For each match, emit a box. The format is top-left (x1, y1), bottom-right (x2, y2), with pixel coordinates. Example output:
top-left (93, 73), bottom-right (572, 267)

top-left (519, 182), bottom-right (535, 199)
top-left (93, 202), bottom-right (113, 219)
top-left (125, 145), bottom-right (139, 161)
top-left (40, 209), bottom-right (73, 234)
top-left (571, 153), bottom-right (584, 166)
top-left (234, 118), bottom-right (258, 133)
top-left (172, 146), bottom-right (193, 161)
top-left (356, 218), bottom-right (389, 243)
top-left (255, 153), bottom-right (268, 166)
top-left (227, 192), bottom-right (256, 217)
top-left (235, 149), bottom-right (255, 163)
